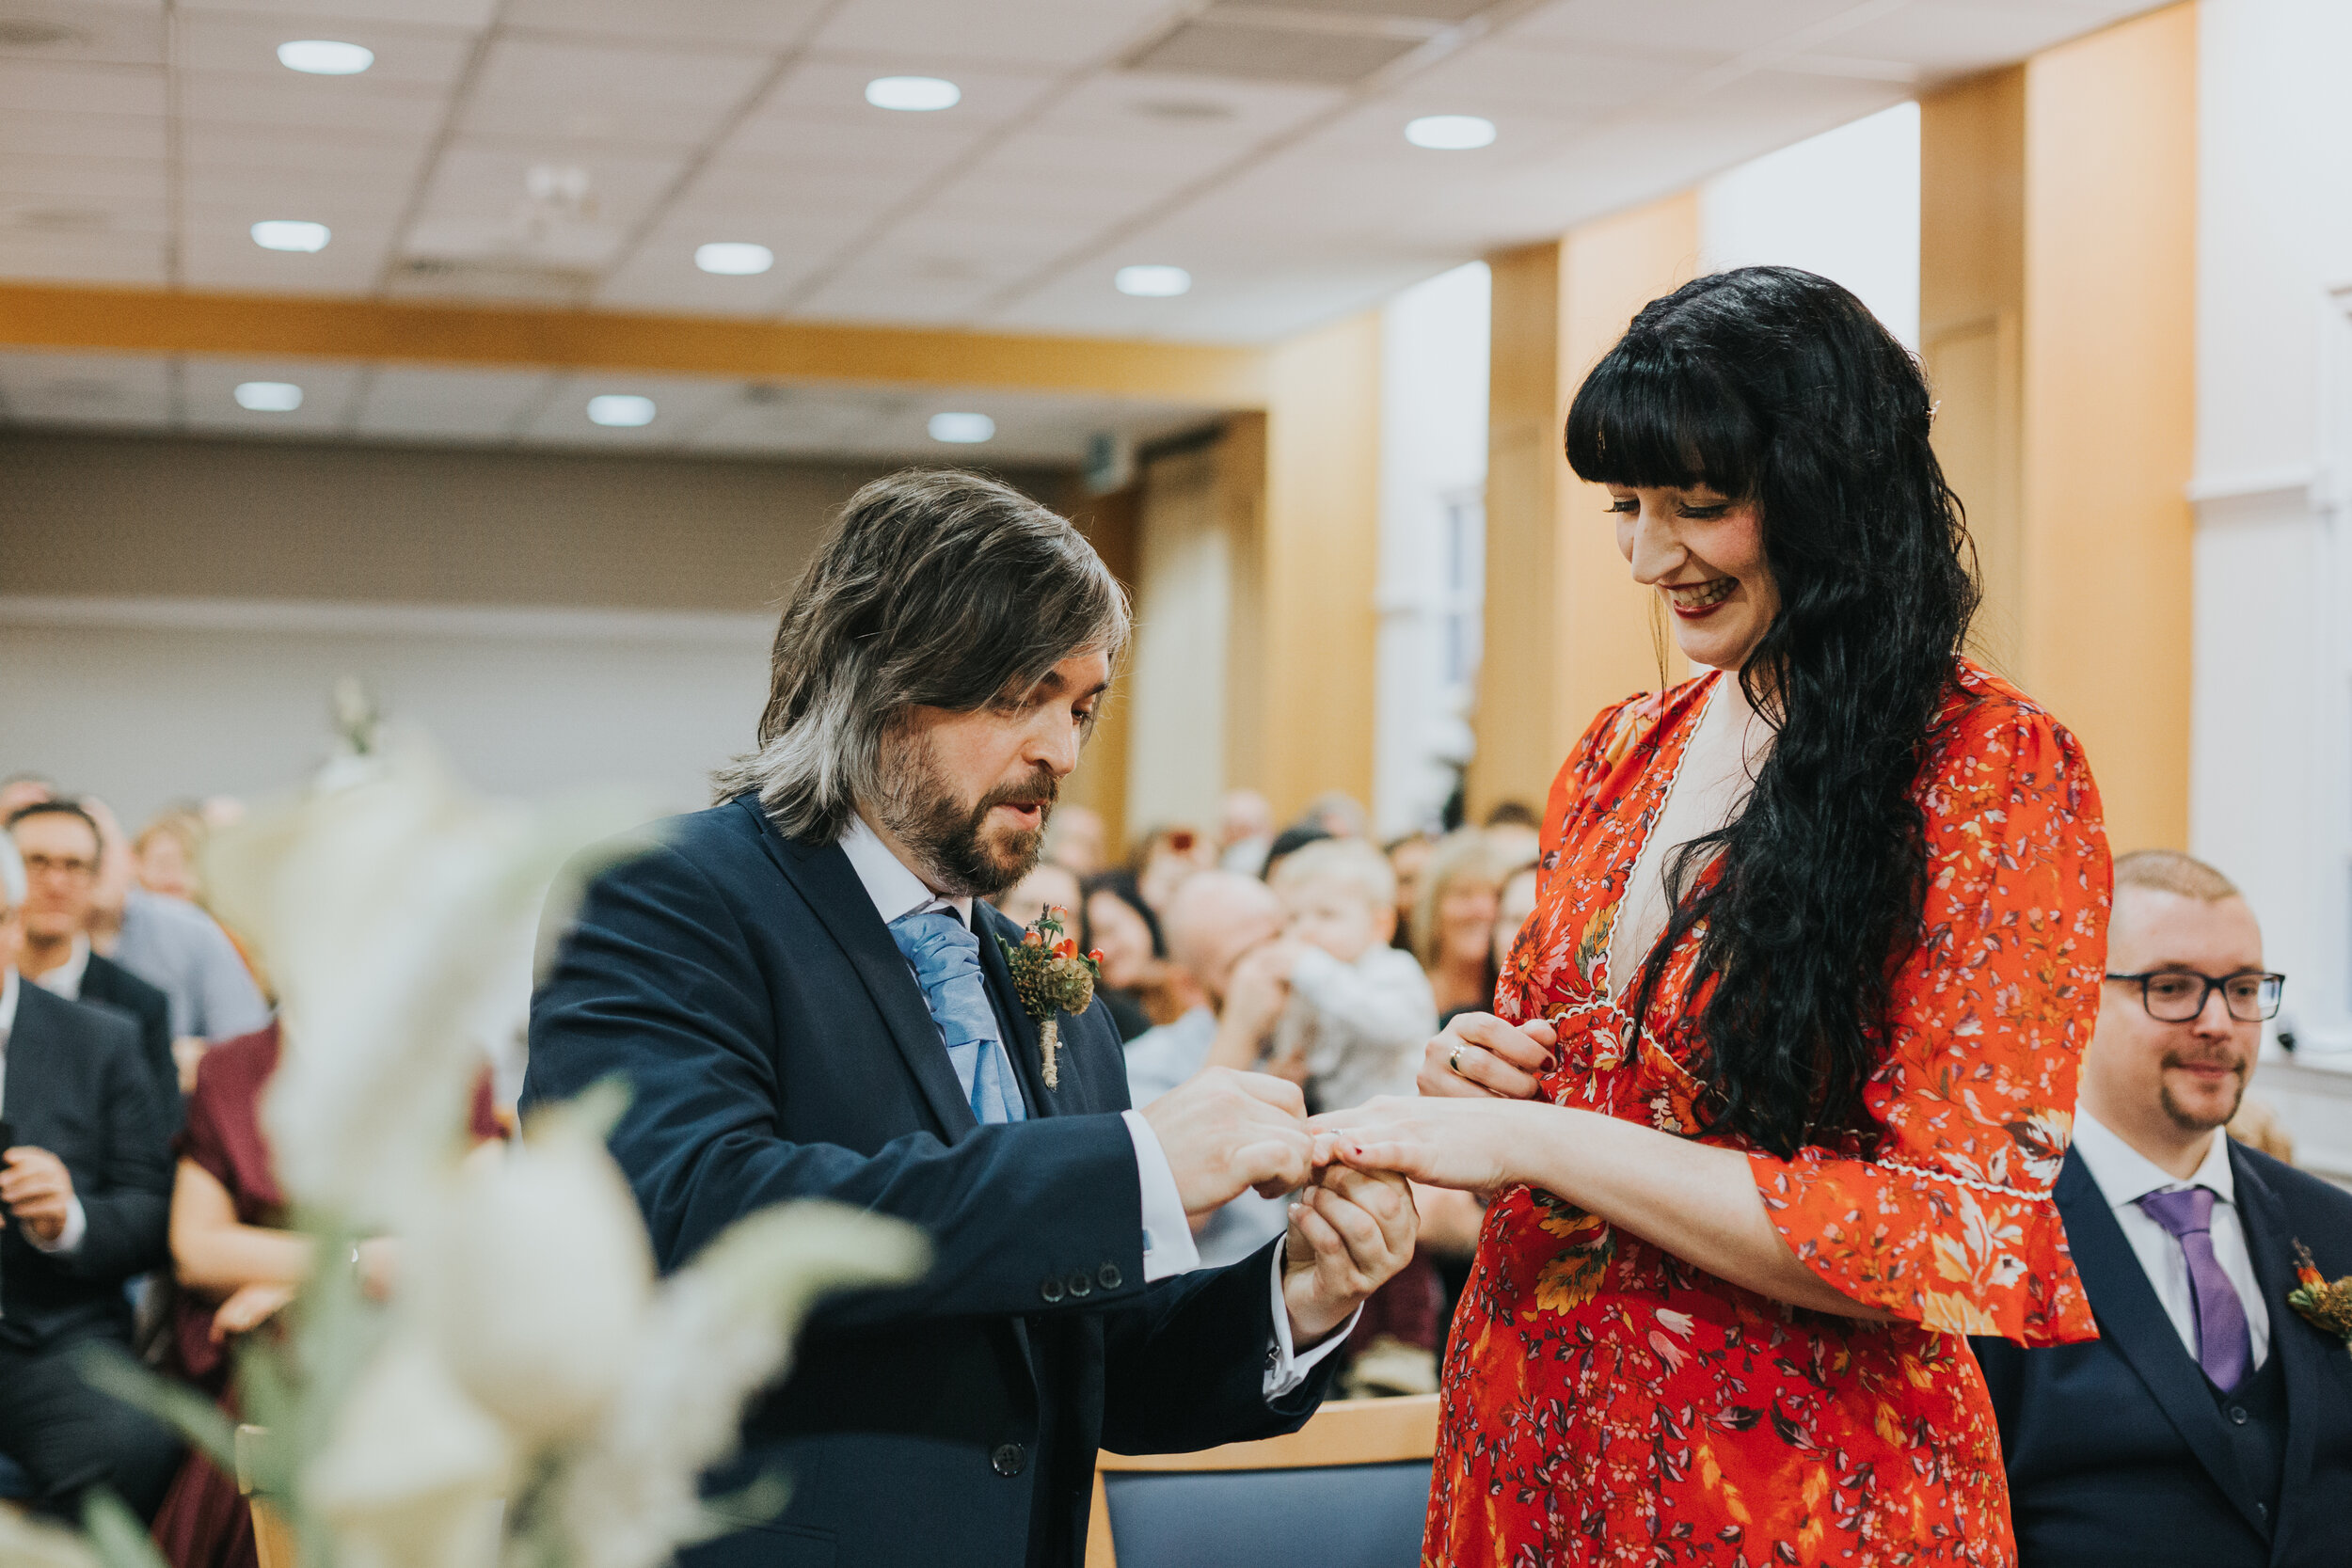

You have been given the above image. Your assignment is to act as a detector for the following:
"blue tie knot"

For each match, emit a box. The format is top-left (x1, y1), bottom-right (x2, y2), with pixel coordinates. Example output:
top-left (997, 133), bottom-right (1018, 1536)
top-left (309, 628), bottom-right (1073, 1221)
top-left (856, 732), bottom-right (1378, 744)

top-left (888, 906), bottom-right (1024, 1124)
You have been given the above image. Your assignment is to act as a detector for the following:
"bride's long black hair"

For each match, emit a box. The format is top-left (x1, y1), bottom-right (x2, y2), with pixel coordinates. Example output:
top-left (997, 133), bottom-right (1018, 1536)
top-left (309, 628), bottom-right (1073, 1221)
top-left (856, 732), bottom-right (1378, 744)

top-left (1565, 266), bottom-right (1979, 1160)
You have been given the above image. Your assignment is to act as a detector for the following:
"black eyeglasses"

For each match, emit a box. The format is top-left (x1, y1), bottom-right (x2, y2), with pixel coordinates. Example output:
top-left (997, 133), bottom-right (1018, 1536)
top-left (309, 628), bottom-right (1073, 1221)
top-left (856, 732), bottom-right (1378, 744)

top-left (2106, 970), bottom-right (2285, 1023)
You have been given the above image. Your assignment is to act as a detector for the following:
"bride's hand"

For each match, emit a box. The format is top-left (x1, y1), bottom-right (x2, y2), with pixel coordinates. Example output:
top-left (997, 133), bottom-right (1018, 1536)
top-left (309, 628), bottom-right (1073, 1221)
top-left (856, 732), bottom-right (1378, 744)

top-left (1310, 1096), bottom-right (1534, 1194)
top-left (1419, 1013), bottom-right (1556, 1101)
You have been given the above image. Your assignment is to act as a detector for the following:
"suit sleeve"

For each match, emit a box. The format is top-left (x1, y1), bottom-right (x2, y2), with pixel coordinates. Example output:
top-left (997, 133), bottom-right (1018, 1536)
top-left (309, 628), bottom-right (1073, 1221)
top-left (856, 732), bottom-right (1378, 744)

top-left (1098, 1237), bottom-right (1340, 1453)
top-left (64, 1016), bottom-right (172, 1282)
top-left (527, 839), bottom-right (1152, 1327)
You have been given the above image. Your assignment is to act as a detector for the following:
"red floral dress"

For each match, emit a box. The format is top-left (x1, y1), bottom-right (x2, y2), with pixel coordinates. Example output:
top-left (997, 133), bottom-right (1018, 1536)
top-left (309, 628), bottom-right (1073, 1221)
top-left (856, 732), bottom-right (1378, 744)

top-left (1428, 661), bottom-right (2109, 1566)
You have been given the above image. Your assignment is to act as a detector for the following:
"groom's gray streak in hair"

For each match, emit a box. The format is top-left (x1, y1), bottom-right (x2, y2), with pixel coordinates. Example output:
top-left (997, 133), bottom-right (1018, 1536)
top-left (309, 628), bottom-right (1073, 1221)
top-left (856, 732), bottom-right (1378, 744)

top-left (711, 468), bottom-right (1130, 842)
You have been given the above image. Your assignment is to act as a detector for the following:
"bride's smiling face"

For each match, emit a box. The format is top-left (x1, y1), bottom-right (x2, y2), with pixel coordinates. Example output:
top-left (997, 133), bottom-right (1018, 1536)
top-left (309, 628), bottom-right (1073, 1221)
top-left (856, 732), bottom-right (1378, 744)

top-left (1608, 483), bottom-right (1780, 672)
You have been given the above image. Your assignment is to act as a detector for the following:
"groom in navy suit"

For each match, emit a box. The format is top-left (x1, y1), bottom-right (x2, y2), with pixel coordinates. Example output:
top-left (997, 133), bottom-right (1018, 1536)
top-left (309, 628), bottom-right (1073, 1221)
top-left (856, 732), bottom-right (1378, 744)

top-left (1973, 850), bottom-right (2352, 1567)
top-left (526, 469), bottom-right (1417, 1568)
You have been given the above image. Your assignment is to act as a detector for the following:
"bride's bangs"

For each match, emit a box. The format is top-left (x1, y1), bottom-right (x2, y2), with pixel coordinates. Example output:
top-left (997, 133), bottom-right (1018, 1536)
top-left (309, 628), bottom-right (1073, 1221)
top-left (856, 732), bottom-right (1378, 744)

top-left (1564, 341), bottom-right (1762, 500)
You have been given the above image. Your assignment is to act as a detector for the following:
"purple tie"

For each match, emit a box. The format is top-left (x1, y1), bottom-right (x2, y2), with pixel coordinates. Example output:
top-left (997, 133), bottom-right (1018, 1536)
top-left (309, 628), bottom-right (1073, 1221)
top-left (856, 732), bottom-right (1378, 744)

top-left (2137, 1186), bottom-right (2251, 1392)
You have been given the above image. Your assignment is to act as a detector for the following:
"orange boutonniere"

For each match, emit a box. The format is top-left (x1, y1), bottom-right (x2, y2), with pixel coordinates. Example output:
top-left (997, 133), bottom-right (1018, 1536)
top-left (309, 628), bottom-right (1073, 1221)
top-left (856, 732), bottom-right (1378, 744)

top-left (998, 904), bottom-right (1102, 1090)
top-left (2288, 1241), bottom-right (2352, 1359)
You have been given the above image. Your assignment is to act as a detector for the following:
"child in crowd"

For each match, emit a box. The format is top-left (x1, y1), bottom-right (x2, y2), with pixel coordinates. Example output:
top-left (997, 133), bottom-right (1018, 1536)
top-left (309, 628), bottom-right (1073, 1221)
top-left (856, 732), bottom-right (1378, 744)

top-left (1258, 837), bottom-right (1438, 1116)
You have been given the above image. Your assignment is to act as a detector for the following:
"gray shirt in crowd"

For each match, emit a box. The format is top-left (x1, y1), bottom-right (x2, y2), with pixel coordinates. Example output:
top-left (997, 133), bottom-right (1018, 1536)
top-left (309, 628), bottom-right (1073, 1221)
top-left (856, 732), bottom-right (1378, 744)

top-left (112, 887), bottom-right (272, 1041)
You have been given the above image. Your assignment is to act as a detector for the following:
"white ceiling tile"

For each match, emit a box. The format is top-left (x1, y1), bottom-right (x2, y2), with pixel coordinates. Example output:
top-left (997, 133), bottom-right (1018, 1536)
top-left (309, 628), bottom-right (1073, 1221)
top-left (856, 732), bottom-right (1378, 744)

top-left (353, 365), bottom-right (555, 440)
top-left (1834, 2), bottom-right (2128, 77)
top-left (0, 2), bottom-right (165, 69)
top-left (180, 69), bottom-right (450, 135)
top-left (183, 124), bottom-right (432, 179)
top-left (671, 153), bottom-right (931, 222)
top-left (179, 221), bottom-right (398, 293)
top-left (0, 107), bottom-right (164, 161)
top-left (789, 272), bottom-right (1000, 327)
top-left (501, 0), bottom-right (834, 48)
top-left (0, 59), bottom-right (161, 116)
top-left (411, 143), bottom-right (685, 227)
top-left (520, 372), bottom-right (741, 446)
top-left (455, 36), bottom-right (775, 150)
top-left (771, 55), bottom-right (1060, 125)
top-left (1506, 0), bottom-right (1849, 57)
top-left (0, 235), bottom-right (167, 286)
top-left (183, 164), bottom-right (406, 219)
top-left (179, 0), bottom-right (498, 28)
top-left (0, 193), bottom-right (164, 241)
top-left (0, 154), bottom-right (167, 204)
top-left (179, 356), bottom-right (370, 433)
top-left (809, 0), bottom-right (1175, 71)
top-left (1033, 70), bottom-right (1343, 144)
top-left (176, 12), bottom-right (478, 88)
top-left (1397, 35), bottom-right (1701, 119)
top-left (0, 349), bottom-right (173, 427)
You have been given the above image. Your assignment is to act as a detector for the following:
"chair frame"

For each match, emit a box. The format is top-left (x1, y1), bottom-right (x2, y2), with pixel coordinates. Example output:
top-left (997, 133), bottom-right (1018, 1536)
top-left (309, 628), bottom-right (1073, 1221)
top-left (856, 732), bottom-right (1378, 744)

top-left (1083, 1393), bottom-right (1439, 1568)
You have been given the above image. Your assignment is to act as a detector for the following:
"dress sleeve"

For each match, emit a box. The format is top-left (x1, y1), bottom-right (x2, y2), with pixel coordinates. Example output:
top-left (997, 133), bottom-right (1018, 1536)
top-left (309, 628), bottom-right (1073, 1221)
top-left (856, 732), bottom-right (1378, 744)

top-left (1746, 696), bottom-right (2108, 1345)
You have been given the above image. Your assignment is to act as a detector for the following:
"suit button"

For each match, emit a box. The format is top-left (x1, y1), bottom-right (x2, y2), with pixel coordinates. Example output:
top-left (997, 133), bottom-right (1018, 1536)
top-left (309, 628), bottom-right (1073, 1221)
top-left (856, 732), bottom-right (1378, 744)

top-left (2228, 1406), bottom-right (2249, 1425)
top-left (1098, 1263), bottom-right (1123, 1291)
top-left (1040, 1277), bottom-right (1064, 1305)
top-left (992, 1443), bottom-right (1027, 1478)
top-left (1066, 1271), bottom-right (1092, 1298)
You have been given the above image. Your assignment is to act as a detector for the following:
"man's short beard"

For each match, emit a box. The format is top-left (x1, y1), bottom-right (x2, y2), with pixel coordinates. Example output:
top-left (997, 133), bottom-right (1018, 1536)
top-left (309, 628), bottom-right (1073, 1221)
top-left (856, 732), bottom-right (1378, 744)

top-left (2159, 1055), bottom-right (2247, 1134)
top-left (873, 727), bottom-right (1055, 898)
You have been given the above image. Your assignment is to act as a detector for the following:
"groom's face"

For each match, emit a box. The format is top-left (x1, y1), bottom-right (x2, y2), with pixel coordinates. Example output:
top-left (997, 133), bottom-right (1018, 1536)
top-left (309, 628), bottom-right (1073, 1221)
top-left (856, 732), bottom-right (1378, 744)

top-left (877, 649), bottom-right (1111, 897)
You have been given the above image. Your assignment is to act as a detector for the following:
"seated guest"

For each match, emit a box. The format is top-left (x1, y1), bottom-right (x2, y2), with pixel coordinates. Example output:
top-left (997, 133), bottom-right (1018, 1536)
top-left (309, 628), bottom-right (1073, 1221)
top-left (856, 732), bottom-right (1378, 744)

top-left (134, 809), bottom-right (207, 904)
top-left (1972, 850), bottom-right (2352, 1567)
top-left (1384, 832), bottom-right (1435, 954)
top-left (1132, 822), bottom-right (1212, 914)
top-left (153, 1021), bottom-right (498, 1568)
top-left (1040, 802), bottom-right (1107, 878)
top-left (1124, 872), bottom-right (1294, 1267)
top-left (987, 857), bottom-right (1082, 935)
top-left (1414, 829), bottom-right (1503, 1020)
top-left (0, 836), bottom-right (180, 1518)
top-left (1216, 788), bottom-right (1276, 878)
top-left (8, 801), bottom-right (177, 1111)
top-left (1211, 838), bottom-right (1434, 1116)
top-left (1087, 870), bottom-right (1196, 1030)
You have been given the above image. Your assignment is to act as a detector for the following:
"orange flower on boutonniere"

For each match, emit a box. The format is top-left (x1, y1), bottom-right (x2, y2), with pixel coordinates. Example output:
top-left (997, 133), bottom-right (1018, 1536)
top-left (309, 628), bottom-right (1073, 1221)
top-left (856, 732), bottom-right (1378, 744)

top-left (998, 904), bottom-right (1101, 1091)
top-left (2287, 1241), bottom-right (2352, 1360)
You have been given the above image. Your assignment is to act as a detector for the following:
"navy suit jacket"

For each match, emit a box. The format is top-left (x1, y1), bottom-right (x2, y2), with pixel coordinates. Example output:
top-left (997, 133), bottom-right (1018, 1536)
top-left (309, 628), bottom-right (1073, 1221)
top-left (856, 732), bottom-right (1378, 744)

top-left (524, 799), bottom-right (1334, 1568)
top-left (0, 982), bottom-right (173, 1351)
top-left (79, 952), bottom-right (178, 1117)
top-left (1972, 1142), bottom-right (2352, 1567)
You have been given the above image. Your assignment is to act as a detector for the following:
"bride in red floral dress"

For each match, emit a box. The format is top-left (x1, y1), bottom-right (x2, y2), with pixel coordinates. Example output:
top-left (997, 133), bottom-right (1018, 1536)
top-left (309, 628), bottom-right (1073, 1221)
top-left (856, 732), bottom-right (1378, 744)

top-left (1313, 268), bottom-right (2109, 1565)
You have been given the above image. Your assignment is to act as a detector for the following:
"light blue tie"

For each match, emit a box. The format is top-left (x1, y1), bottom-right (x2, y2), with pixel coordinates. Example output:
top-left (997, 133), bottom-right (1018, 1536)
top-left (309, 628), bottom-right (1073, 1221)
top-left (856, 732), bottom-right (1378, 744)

top-left (887, 908), bottom-right (1026, 1125)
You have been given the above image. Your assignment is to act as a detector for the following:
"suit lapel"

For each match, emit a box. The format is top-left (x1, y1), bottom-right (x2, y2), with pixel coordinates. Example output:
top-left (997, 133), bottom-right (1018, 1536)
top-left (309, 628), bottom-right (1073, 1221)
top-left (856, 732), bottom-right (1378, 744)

top-left (2, 985), bottom-right (63, 1124)
top-left (974, 903), bottom-right (1052, 1119)
top-left (2058, 1149), bottom-right (2267, 1534)
top-left (732, 799), bottom-right (977, 1142)
top-left (2232, 1144), bottom-right (2316, 1543)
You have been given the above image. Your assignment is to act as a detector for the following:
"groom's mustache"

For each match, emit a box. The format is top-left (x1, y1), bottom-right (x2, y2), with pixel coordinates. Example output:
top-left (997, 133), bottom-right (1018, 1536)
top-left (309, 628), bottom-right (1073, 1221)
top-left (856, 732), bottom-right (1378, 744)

top-left (976, 768), bottom-right (1058, 820)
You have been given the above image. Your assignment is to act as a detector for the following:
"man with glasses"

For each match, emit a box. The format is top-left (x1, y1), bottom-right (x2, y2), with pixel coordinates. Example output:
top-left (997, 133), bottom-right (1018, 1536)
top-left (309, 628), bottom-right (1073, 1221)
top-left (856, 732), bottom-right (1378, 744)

top-left (1972, 849), bottom-right (2352, 1567)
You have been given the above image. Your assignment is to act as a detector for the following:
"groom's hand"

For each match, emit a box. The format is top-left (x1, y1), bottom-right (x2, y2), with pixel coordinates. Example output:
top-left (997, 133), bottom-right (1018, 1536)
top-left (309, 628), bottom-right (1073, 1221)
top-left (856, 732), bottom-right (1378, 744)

top-left (1281, 1165), bottom-right (1417, 1347)
top-left (1141, 1068), bottom-right (1313, 1216)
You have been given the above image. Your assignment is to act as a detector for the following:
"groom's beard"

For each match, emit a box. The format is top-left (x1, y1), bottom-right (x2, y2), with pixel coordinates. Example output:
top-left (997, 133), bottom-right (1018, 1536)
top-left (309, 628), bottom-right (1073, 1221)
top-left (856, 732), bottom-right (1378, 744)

top-left (875, 733), bottom-right (1057, 898)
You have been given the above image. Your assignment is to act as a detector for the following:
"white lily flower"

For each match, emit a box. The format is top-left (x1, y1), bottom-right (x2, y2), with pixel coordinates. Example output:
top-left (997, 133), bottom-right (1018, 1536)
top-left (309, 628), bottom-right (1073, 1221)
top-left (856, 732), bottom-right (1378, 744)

top-left (551, 1203), bottom-right (930, 1568)
top-left (307, 1332), bottom-right (513, 1568)
top-left (413, 1091), bottom-right (655, 1445)
top-left (0, 1509), bottom-right (103, 1568)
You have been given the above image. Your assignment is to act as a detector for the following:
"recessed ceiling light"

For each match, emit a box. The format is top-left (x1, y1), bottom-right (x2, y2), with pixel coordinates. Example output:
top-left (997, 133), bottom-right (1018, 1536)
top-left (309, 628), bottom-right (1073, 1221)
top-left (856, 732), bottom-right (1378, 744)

top-left (587, 394), bottom-right (656, 428)
top-left (695, 242), bottom-right (774, 276)
top-left (929, 412), bottom-right (994, 444)
top-left (234, 381), bottom-right (303, 412)
top-left (1115, 264), bottom-right (1191, 298)
top-left (1405, 115), bottom-right (1496, 150)
top-left (866, 75), bottom-right (960, 112)
top-left (277, 40), bottom-right (373, 75)
top-left (251, 219), bottom-right (329, 252)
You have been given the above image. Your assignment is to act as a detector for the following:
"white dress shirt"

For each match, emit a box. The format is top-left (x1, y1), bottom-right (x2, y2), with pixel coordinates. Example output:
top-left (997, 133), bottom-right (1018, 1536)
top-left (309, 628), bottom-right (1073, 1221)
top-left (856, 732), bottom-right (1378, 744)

top-left (0, 967), bottom-right (90, 1255)
top-left (28, 934), bottom-right (90, 1000)
top-left (835, 816), bottom-right (1351, 1395)
top-left (2072, 1111), bottom-right (2271, 1370)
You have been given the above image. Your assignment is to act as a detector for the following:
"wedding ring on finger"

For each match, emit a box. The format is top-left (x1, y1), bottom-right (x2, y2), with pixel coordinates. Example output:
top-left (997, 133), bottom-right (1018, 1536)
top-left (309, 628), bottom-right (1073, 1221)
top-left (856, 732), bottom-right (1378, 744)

top-left (1448, 1042), bottom-right (1467, 1077)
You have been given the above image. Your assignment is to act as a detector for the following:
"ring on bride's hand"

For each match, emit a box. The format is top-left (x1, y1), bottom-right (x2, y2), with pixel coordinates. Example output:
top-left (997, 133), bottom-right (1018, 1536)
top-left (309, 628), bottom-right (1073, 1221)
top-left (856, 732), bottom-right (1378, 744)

top-left (1448, 1042), bottom-right (1467, 1076)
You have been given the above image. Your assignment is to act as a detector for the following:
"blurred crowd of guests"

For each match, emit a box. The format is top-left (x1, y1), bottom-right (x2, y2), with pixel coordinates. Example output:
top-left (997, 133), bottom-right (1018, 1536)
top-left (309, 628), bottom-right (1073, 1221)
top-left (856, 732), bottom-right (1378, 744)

top-left (988, 786), bottom-right (1551, 1399)
top-left (0, 773), bottom-right (500, 1565)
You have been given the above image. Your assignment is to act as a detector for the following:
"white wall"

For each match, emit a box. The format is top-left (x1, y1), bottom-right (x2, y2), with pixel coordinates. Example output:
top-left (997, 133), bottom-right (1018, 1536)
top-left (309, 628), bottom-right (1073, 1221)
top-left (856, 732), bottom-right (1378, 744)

top-left (1374, 261), bottom-right (1490, 838)
top-left (2192, 0), bottom-right (2352, 1127)
top-left (1700, 101), bottom-right (1922, 349)
top-left (0, 599), bottom-right (772, 827)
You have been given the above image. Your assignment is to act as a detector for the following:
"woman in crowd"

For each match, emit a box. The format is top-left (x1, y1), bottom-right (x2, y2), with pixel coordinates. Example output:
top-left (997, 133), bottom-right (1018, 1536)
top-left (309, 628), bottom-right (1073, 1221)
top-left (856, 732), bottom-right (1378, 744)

top-left (1315, 268), bottom-right (2108, 1564)
top-left (153, 1022), bottom-right (501, 1568)
top-left (1412, 829), bottom-right (1503, 1021)
top-left (1082, 871), bottom-right (1184, 1035)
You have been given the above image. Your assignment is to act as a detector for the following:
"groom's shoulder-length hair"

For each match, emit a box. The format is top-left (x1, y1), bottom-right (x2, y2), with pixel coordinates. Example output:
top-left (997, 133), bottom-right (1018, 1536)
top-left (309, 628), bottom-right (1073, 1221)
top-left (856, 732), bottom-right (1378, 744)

top-left (713, 467), bottom-right (1129, 843)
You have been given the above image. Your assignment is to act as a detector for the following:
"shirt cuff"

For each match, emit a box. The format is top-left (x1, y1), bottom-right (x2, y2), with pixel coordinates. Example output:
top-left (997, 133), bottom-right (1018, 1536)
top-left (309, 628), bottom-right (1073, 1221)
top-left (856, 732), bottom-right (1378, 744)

top-left (1263, 1242), bottom-right (1359, 1401)
top-left (1122, 1109), bottom-right (1200, 1282)
top-left (26, 1195), bottom-right (87, 1256)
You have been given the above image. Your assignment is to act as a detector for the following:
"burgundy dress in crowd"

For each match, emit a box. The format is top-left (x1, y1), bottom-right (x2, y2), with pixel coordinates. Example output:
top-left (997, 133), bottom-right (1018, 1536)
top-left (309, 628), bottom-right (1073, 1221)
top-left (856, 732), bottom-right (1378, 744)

top-left (151, 1024), bottom-right (502, 1568)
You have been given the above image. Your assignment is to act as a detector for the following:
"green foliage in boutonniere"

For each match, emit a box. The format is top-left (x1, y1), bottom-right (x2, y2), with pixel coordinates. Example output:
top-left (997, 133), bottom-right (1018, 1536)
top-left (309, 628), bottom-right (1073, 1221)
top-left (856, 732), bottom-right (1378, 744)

top-left (2288, 1240), bottom-right (2352, 1357)
top-left (997, 905), bottom-right (1102, 1090)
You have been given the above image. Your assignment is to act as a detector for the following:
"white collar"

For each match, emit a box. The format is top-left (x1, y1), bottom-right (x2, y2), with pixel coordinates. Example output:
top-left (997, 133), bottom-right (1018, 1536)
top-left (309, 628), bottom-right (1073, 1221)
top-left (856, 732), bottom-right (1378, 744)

top-left (29, 934), bottom-right (90, 1000)
top-left (0, 964), bottom-right (17, 1049)
top-left (837, 813), bottom-right (974, 929)
top-left (2074, 1109), bottom-right (2238, 1210)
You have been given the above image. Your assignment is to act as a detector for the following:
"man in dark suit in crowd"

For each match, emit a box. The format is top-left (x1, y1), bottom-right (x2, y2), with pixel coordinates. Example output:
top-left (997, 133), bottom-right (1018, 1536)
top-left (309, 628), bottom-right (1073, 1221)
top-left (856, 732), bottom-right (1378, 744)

top-left (0, 834), bottom-right (181, 1517)
top-left (8, 800), bottom-right (179, 1111)
top-left (527, 470), bottom-right (1416, 1568)
top-left (1973, 849), bottom-right (2352, 1566)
